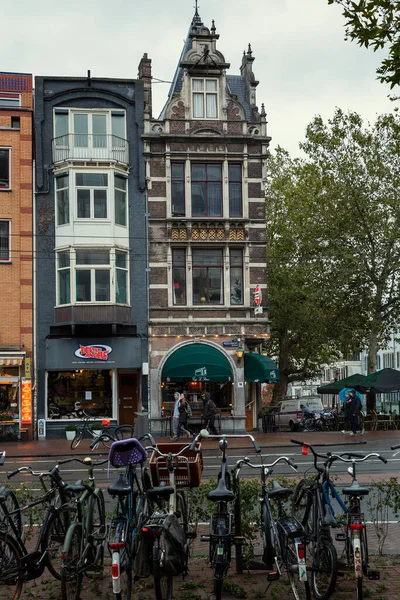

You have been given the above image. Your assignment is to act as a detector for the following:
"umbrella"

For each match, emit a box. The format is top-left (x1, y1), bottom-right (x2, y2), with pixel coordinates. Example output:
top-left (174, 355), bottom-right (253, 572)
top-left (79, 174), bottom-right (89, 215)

top-left (317, 373), bottom-right (369, 394)
top-left (338, 387), bottom-right (363, 403)
top-left (362, 368), bottom-right (400, 393)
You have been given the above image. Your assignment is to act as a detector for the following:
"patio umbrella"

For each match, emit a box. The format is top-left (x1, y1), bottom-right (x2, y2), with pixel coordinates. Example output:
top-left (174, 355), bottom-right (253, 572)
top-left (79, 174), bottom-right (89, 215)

top-left (317, 373), bottom-right (369, 394)
top-left (362, 368), bottom-right (400, 393)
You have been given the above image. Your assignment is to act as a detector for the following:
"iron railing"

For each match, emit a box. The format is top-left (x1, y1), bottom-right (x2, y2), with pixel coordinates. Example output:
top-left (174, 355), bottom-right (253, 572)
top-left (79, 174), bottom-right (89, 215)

top-left (52, 134), bottom-right (129, 165)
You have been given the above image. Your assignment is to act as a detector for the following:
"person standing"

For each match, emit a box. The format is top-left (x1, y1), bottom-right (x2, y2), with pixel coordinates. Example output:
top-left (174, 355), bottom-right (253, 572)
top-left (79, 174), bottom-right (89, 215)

top-left (341, 392), bottom-right (352, 434)
top-left (173, 392), bottom-right (192, 440)
top-left (171, 391), bottom-right (180, 440)
top-left (202, 391), bottom-right (218, 435)
top-left (348, 390), bottom-right (364, 436)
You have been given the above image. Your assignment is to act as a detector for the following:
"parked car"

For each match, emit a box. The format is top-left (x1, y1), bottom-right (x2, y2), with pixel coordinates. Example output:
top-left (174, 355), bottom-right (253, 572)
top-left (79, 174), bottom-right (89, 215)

top-left (276, 397), bottom-right (324, 431)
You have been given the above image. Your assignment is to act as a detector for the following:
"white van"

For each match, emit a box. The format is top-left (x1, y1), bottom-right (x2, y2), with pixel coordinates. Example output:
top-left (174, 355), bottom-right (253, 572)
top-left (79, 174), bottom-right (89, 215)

top-left (276, 397), bottom-right (324, 431)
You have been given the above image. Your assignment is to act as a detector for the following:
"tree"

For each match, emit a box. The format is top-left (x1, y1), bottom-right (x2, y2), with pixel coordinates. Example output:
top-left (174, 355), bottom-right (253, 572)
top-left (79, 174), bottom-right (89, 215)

top-left (328, 0), bottom-right (400, 90)
top-left (265, 148), bottom-right (361, 404)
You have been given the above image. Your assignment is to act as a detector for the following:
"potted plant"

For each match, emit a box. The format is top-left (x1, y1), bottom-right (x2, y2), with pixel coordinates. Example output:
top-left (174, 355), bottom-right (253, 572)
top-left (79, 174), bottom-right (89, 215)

top-left (91, 422), bottom-right (102, 431)
top-left (65, 423), bottom-right (77, 441)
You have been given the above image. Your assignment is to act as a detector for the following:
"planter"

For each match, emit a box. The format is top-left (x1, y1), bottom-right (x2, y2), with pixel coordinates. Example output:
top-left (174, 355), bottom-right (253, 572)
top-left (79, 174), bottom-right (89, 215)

top-left (66, 430), bottom-right (76, 441)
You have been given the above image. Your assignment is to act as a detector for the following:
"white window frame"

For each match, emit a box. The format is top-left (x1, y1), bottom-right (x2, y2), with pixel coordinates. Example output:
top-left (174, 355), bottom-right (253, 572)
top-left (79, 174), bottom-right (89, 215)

top-left (0, 93), bottom-right (20, 108)
top-left (56, 248), bottom-right (130, 306)
top-left (0, 148), bottom-right (11, 191)
top-left (53, 108), bottom-right (127, 145)
top-left (191, 78), bottom-right (218, 119)
top-left (75, 171), bottom-right (109, 221)
top-left (0, 220), bottom-right (11, 263)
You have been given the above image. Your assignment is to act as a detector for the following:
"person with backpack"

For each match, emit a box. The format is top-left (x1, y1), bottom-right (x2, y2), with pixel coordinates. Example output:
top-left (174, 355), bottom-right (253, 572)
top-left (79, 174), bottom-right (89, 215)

top-left (172, 392), bottom-right (192, 440)
top-left (202, 391), bottom-right (218, 434)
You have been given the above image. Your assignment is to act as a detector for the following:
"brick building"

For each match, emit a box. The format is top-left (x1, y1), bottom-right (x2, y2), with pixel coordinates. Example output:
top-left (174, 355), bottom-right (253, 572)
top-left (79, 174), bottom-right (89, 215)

top-left (0, 72), bottom-right (34, 438)
top-left (141, 9), bottom-right (277, 433)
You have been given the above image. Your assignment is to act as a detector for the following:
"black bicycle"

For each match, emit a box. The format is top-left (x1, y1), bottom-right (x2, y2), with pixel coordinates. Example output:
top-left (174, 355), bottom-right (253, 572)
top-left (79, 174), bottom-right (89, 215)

top-left (199, 432), bottom-right (261, 600)
top-left (233, 454), bottom-right (311, 600)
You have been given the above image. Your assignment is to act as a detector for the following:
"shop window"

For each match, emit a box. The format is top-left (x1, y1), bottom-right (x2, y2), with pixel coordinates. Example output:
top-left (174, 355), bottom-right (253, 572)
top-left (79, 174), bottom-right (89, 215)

top-left (0, 221), bottom-right (11, 262)
top-left (230, 248), bottom-right (243, 305)
top-left (171, 163), bottom-right (185, 216)
top-left (229, 164), bottom-right (242, 217)
top-left (191, 163), bottom-right (222, 217)
top-left (56, 173), bottom-right (69, 226)
top-left (172, 248), bottom-right (186, 305)
top-left (192, 78), bottom-right (218, 119)
top-left (0, 149), bottom-right (10, 190)
top-left (47, 370), bottom-right (112, 420)
top-left (192, 248), bottom-right (223, 305)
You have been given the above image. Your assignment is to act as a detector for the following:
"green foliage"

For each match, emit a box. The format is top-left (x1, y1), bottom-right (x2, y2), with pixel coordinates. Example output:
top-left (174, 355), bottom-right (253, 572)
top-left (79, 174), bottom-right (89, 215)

top-left (328, 0), bottom-right (400, 91)
top-left (65, 423), bottom-right (77, 431)
top-left (222, 580), bottom-right (247, 598)
top-left (366, 477), bottom-right (400, 555)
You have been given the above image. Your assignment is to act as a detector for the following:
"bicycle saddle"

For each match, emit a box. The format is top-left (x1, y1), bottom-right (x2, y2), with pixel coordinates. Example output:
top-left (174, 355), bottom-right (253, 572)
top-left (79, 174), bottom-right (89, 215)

top-left (342, 480), bottom-right (369, 496)
top-left (107, 473), bottom-right (134, 497)
top-left (147, 485), bottom-right (175, 499)
top-left (207, 477), bottom-right (235, 503)
top-left (268, 481), bottom-right (293, 499)
top-left (65, 479), bottom-right (87, 493)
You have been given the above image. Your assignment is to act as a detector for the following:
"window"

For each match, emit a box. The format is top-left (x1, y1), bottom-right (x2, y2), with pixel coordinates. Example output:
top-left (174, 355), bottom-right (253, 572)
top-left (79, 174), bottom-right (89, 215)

top-left (54, 109), bottom-right (126, 148)
top-left (57, 251), bottom-right (70, 304)
top-left (11, 117), bottom-right (20, 129)
top-left (230, 249), bottom-right (243, 305)
top-left (191, 164), bottom-right (222, 217)
top-left (0, 149), bottom-right (10, 190)
top-left (54, 110), bottom-right (69, 146)
top-left (229, 164), bottom-right (242, 217)
top-left (57, 248), bottom-right (129, 305)
top-left (76, 173), bottom-right (108, 219)
top-left (115, 251), bottom-right (128, 304)
top-left (193, 249), bottom-right (223, 305)
top-left (0, 221), bottom-right (10, 262)
top-left (171, 163), bottom-right (185, 216)
top-left (383, 353), bottom-right (394, 369)
top-left (0, 93), bottom-right (20, 108)
top-left (56, 173), bottom-right (69, 225)
top-left (47, 370), bottom-right (112, 420)
top-left (192, 79), bottom-right (218, 118)
top-left (172, 249), bottom-right (186, 305)
top-left (115, 174), bottom-right (127, 226)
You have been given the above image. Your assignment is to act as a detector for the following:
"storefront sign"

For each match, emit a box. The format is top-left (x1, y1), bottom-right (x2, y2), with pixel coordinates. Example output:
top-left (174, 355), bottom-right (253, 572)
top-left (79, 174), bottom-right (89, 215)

top-left (222, 341), bottom-right (239, 348)
top-left (74, 344), bottom-right (113, 361)
top-left (25, 358), bottom-right (31, 379)
top-left (192, 367), bottom-right (209, 382)
top-left (21, 380), bottom-right (32, 424)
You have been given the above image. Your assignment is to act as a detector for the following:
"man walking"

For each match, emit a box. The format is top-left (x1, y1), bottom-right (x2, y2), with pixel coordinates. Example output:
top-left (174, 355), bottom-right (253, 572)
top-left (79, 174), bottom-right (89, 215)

top-left (202, 391), bottom-right (218, 434)
top-left (171, 391), bottom-right (180, 439)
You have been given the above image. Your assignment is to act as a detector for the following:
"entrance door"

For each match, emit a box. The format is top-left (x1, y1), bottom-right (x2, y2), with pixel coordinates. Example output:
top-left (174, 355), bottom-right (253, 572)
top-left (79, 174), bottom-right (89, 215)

top-left (118, 373), bottom-right (138, 426)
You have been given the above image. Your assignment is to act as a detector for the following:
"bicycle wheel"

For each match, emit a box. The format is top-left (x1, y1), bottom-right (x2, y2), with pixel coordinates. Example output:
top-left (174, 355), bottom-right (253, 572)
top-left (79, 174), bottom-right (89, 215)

top-left (262, 502), bottom-right (277, 570)
top-left (153, 535), bottom-right (173, 600)
top-left (310, 540), bottom-right (337, 600)
top-left (0, 488), bottom-right (22, 538)
top-left (304, 418), bottom-right (316, 432)
top-left (42, 504), bottom-right (72, 580)
top-left (87, 489), bottom-right (106, 568)
top-left (285, 538), bottom-right (311, 600)
top-left (0, 532), bottom-right (23, 600)
top-left (292, 480), bottom-right (312, 531)
top-left (71, 429), bottom-right (84, 450)
top-left (61, 524), bottom-right (83, 600)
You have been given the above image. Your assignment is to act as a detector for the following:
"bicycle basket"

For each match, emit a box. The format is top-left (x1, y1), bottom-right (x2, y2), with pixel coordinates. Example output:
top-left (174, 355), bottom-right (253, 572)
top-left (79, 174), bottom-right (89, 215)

top-left (108, 438), bottom-right (148, 469)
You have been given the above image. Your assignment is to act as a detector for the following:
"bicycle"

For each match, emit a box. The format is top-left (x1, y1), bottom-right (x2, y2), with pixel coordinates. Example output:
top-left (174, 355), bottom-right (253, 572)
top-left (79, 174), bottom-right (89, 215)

top-left (71, 411), bottom-right (120, 449)
top-left (291, 440), bottom-right (340, 600)
top-left (141, 432), bottom-right (204, 600)
top-left (60, 456), bottom-right (108, 600)
top-left (329, 451), bottom-right (387, 600)
top-left (89, 424), bottom-right (135, 451)
top-left (199, 431), bottom-right (261, 600)
top-left (232, 454), bottom-right (311, 600)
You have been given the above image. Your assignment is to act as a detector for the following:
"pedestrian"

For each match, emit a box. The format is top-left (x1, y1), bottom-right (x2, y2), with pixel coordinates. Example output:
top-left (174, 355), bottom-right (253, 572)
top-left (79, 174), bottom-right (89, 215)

top-left (341, 392), bottom-right (352, 434)
top-left (202, 391), bottom-right (218, 435)
top-left (171, 391), bottom-right (180, 440)
top-left (300, 404), bottom-right (315, 429)
top-left (173, 392), bottom-right (192, 440)
top-left (348, 390), bottom-right (364, 436)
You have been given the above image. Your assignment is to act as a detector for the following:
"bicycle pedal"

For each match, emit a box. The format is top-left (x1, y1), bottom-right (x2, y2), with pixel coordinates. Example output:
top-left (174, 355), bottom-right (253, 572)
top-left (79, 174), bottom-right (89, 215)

top-left (200, 534), bottom-right (210, 542)
top-left (266, 571), bottom-right (280, 582)
top-left (368, 570), bottom-right (380, 580)
top-left (335, 532), bottom-right (347, 541)
top-left (186, 530), bottom-right (197, 539)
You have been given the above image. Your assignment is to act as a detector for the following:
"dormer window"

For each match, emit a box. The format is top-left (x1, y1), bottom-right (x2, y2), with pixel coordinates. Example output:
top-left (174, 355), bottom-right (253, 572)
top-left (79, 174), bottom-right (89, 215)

top-left (192, 79), bottom-right (218, 119)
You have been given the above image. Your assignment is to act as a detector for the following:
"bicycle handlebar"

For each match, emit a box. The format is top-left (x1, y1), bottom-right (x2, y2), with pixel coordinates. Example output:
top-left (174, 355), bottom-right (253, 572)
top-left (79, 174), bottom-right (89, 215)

top-left (201, 433), bottom-right (262, 453)
top-left (58, 457), bottom-right (109, 467)
top-left (232, 455), bottom-right (297, 475)
top-left (391, 444), bottom-right (400, 450)
top-left (7, 465), bottom-right (58, 479)
top-left (333, 452), bottom-right (387, 464)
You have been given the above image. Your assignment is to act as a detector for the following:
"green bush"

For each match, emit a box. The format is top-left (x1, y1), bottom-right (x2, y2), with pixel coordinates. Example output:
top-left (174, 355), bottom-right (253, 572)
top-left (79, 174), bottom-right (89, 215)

top-left (65, 423), bottom-right (77, 431)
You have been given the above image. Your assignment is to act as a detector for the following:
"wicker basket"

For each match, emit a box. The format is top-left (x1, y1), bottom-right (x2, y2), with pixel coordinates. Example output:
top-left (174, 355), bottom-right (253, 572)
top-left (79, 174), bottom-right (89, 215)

top-left (149, 442), bottom-right (203, 489)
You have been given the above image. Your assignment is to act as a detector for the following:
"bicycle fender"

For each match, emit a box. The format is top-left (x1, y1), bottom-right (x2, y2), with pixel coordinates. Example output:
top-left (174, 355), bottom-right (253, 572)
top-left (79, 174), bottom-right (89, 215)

top-left (353, 534), bottom-right (362, 579)
top-left (62, 522), bottom-right (82, 554)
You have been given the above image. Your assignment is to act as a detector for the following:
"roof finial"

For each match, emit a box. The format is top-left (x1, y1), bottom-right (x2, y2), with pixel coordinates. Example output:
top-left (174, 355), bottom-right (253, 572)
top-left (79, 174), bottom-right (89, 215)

top-left (192, 0), bottom-right (202, 27)
top-left (211, 19), bottom-right (216, 34)
top-left (194, 0), bottom-right (199, 16)
top-left (247, 43), bottom-right (252, 56)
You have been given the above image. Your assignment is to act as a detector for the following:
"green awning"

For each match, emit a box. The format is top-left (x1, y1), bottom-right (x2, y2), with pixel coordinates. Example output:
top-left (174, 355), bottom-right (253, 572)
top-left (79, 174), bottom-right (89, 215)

top-left (317, 373), bottom-right (369, 394)
top-left (244, 353), bottom-right (280, 383)
top-left (162, 343), bottom-right (233, 383)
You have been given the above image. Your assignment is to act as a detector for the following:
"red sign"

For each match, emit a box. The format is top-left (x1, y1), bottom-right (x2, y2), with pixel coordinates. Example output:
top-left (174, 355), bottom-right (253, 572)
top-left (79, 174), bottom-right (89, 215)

top-left (21, 380), bottom-right (32, 425)
top-left (74, 344), bottom-right (112, 361)
top-left (254, 285), bottom-right (262, 306)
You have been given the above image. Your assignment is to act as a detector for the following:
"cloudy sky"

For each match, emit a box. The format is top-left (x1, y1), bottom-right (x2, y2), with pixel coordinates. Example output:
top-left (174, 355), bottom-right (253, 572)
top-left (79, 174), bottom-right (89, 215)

top-left (4, 0), bottom-right (394, 155)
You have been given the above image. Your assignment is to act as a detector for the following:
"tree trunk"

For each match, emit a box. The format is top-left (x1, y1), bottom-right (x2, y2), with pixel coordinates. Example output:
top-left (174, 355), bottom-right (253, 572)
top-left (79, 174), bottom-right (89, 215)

top-left (366, 318), bottom-right (380, 413)
top-left (272, 332), bottom-right (290, 405)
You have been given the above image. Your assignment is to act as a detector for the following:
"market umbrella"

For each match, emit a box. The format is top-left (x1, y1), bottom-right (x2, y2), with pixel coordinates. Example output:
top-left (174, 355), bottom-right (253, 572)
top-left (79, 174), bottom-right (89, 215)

top-left (362, 368), bottom-right (400, 393)
top-left (317, 373), bottom-right (369, 394)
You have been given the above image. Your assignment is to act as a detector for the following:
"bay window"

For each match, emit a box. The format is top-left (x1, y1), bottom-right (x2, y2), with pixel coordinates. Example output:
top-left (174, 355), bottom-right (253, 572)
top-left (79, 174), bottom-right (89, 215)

top-left (191, 163), bottom-right (222, 217)
top-left (57, 251), bottom-right (70, 304)
top-left (56, 173), bottom-right (69, 225)
top-left (115, 174), bottom-right (127, 225)
top-left (193, 249), bottom-right (223, 305)
top-left (192, 79), bottom-right (218, 119)
top-left (230, 249), bottom-right (243, 305)
top-left (115, 251), bottom-right (128, 304)
top-left (76, 173), bottom-right (108, 219)
top-left (172, 248), bottom-right (186, 305)
top-left (76, 250), bottom-right (110, 302)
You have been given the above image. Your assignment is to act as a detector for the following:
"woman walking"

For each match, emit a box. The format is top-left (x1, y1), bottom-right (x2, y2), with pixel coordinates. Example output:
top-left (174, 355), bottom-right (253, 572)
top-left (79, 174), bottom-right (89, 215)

top-left (172, 392), bottom-right (192, 440)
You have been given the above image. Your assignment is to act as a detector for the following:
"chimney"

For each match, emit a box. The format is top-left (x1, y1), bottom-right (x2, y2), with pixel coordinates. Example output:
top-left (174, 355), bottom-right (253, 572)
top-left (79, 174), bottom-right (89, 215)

top-left (138, 53), bottom-right (152, 117)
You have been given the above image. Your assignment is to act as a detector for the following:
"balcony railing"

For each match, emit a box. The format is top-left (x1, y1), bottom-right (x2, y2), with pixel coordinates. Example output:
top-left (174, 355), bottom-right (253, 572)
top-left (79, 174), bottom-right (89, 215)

top-left (52, 134), bottom-right (129, 165)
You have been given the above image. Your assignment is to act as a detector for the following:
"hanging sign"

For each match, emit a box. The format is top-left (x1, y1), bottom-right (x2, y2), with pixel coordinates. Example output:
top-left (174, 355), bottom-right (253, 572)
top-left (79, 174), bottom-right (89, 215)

top-left (21, 380), bottom-right (32, 424)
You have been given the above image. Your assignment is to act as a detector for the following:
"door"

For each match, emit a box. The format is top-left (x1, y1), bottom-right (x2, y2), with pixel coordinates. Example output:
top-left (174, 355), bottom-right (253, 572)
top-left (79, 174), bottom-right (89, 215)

top-left (118, 373), bottom-right (138, 426)
top-left (245, 400), bottom-right (254, 431)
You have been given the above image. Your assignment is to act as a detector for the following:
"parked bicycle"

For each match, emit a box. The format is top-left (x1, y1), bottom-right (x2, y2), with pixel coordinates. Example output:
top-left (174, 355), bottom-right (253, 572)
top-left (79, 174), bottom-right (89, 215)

top-left (71, 412), bottom-right (128, 449)
top-left (233, 454), bottom-right (311, 600)
top-left (198, 431), bottom-right (261, 600)
top-left (60, 456), bottom-right (108, 600)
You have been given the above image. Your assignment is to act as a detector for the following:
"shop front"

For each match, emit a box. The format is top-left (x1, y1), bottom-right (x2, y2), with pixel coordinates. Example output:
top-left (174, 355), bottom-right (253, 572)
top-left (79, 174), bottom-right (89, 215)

top-left (151, 341), bottom-right (246, 433)
top-left (0, 353), bottom-right (31, 440)
top-left (42, 337), bottom-right (145, 437)
top-left (243, 352), bottom-right (279, 431)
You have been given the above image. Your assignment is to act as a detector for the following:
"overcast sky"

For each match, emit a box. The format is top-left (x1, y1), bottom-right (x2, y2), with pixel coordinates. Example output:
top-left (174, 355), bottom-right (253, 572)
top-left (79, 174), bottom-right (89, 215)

top-left (4, 0), bottom-right (394, 156)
